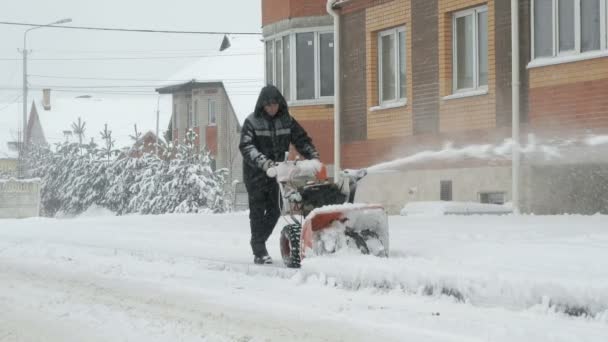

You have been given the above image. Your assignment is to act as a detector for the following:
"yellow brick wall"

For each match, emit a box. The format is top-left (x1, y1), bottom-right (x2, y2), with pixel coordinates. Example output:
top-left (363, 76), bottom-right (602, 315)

top-left (529, 57), bottom-right (608, 89)
top-left (438, 0), bottom-right (496, 132)
top-left (289, 104), bottom-right (334, 121)
top-left (0, 159), bottom-right (18, 173)
top-left (365, 0), bottom-right (413, 139)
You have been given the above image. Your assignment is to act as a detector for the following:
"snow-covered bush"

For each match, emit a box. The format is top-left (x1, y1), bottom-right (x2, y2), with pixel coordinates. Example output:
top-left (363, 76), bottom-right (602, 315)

top-left (26, 140), bottom-right (230, 217)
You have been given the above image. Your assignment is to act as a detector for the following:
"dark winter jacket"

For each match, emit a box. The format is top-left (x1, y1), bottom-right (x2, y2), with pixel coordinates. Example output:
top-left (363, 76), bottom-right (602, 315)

top-left (239, 85), bottom-right (319, 190)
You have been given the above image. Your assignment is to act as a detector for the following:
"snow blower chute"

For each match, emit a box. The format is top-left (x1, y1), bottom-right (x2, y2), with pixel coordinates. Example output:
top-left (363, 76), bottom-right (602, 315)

top-left (266, 159), bottom-right (389, 268)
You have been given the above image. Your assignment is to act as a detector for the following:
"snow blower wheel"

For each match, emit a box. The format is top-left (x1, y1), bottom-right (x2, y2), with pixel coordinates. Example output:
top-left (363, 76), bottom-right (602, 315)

top-left (280, 224), bottom-right (301, 268)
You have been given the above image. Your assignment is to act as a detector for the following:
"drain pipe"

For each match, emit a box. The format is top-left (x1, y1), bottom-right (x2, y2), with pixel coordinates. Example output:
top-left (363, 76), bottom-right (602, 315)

top-left (511, 0), bottom-right (520, 214)
top-left (327, 0), bottom-right (341, 182)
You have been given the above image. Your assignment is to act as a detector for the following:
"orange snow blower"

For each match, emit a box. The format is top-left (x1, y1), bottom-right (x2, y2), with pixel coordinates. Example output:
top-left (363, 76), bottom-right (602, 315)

top-left (266, 159), bottom-right (389, 268)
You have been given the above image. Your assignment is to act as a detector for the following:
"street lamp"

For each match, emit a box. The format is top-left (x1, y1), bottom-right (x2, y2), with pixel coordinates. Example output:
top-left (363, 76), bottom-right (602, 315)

top-left (21, 18), bottom-right (72, 148)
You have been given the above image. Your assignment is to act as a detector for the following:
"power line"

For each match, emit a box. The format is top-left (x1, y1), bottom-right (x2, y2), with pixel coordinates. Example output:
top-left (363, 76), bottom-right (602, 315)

top-left (0, 52), bottom-right (262, 61)
top-left (0, 95), bottom-right (22, 111)
top-left (28, 74), bottom-right (263, 83)
top-left (0, 21), bottom-right (262, 36)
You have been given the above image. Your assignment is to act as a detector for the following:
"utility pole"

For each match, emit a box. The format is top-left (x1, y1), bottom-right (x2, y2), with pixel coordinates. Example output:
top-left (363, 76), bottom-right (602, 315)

top-left (20, 18), bottom-right (72, 151)
top-left (156, 95), bottom-right (160, 155)
top-left (21, 48), bottom-right (27, 151)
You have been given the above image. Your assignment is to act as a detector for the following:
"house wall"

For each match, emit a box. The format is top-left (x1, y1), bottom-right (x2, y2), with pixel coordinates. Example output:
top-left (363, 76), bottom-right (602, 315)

top-left (290, 105), bottom-right (335, 163)
top-left (364, 0), bottom-right (413, 139)
top-left (171, 86), bottom-right (243, 184)
top-left (438, 0), bottom-right (496, 132)
top-left (0, 159), bottom-right (18, 176)
top-left (357, 166), bottom-right (512, 214)
top-left (528, 58), bottom-right (608, 134)
top-left (262, 0), bottom-right (329, 26)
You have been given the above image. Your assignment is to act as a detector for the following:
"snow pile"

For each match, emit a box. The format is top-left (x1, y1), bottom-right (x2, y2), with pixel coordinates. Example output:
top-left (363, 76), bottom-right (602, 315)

top-left (298, 214), bottom-right (608, 319)
top-left (585, 135), bottom-right (608, 146)
top-left (400, 201), bottom-right (513, 216)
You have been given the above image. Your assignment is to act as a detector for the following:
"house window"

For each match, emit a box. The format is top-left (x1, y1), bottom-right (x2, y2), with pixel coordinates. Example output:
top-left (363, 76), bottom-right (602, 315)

top-left (532, 0), bottom-right (608, 59)
top-left (440, 180), bottom-right (453, 201)
top-left (453, 6), bottom-right (488, 93)
top-left (265, 36), bottom-right (291, 99)
top-left (480, 192), bottom-right (505, 205)
top-left (282, 35), bottom-right (291, 100)
top-left (378, 27), bottom-right (406, 105)
top-left (208, 99), bottom-right (216, 125)
top-left (296, 32), bottom-right (315, 100)
top-left (319, 32), bottom-right (335, 97)
top-left (264, 29), bottom-right (334, 102)
top-left (187, 98), bottom-right (193, 128)
top-left (172, 103), bottom-right (177, 130)
top-left (193, 100), bottom-right (199, 127)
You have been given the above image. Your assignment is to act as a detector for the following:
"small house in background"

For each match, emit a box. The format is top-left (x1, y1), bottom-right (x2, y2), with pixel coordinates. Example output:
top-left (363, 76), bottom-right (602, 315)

top-left (156, 35), bottom-right (264, 187)
top-left (128, 131), bottom-right (163, 158)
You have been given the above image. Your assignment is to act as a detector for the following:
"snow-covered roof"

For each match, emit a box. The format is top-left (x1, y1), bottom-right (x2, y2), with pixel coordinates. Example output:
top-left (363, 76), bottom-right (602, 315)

top-left (0, 96), bottom-right (172, 152)
top-left (157, 35), bottom-right (264, 124)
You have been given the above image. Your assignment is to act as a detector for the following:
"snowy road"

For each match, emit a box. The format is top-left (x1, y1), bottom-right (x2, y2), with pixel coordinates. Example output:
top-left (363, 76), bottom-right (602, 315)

top-left (1, 211), bottom-right (607, 341)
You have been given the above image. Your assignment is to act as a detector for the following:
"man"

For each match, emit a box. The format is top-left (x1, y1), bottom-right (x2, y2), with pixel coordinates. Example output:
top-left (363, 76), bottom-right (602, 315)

top-left (239, 85), bottom-right (320, 264)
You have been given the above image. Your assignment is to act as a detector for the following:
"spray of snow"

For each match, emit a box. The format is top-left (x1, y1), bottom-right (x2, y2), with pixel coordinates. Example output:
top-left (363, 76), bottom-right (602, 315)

top-left (585, 135), bottom-right (608, 146)
top-left (367, 135), bottom-right (566, 173)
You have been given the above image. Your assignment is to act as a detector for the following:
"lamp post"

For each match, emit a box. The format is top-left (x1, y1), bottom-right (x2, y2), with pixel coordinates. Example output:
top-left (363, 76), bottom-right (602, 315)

top-left (21, 18), bottom-right (72, 148)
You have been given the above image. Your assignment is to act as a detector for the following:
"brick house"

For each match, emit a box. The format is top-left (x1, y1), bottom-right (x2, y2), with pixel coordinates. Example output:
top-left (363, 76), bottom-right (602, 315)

top-left (156, 36), bottom-right (264, 186)
top-left (262, 0), bottom-right (608, 214)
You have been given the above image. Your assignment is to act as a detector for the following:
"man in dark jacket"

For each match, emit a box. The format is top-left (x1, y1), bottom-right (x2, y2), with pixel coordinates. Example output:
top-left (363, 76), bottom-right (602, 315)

top-left (239, 85), bottom-right (319, 264)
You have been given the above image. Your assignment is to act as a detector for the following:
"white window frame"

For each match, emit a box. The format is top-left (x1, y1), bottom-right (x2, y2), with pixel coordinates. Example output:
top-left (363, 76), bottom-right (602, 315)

top-left (452, 6), bottom-right (489, 94)
top-left (378, 27), bottom-right (407, 106)
top-left (208, 99), bottom-right (217, 126)
top-left (530, 0), bottom-right (608, 67)
top-left (264, 27), bottom-right (334, 105)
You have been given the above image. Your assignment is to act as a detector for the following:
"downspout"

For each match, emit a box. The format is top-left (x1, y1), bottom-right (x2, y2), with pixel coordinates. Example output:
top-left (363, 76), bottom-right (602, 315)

top-left (511, 0), bottom-right (520, 214)
top-left (327, 0), bottom-right (341, 182)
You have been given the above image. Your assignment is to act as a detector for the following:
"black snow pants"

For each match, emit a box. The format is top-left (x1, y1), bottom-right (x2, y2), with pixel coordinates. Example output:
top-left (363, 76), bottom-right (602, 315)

top-left (248, 182), bottom-right (281, 257)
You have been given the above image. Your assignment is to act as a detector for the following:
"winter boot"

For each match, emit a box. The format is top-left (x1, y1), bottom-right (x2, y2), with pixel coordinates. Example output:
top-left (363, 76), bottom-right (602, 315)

top-left (254, 254), bottom-right (273, 265)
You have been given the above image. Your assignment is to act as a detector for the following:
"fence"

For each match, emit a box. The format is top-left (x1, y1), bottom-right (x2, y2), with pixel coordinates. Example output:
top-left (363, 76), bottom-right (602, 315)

top-left (0, 178), bottom-right (41, 219)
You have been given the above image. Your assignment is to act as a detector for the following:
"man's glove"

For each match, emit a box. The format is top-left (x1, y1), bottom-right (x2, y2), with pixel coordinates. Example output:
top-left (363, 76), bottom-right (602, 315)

top-left (262, 159), bottom-right (275, 171)
top-left (264, 160), bottom-right (280, 178)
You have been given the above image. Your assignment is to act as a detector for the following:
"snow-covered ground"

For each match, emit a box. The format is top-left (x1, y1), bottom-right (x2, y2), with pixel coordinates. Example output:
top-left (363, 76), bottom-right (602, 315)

top-left (1, 212), bottom-right (607, 341)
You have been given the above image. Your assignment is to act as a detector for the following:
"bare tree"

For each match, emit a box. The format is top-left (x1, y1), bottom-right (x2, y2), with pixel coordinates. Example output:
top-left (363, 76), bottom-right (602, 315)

top-left (129, 124), bottom-right (142, 143)
top-left (71, 117), bottom-right (86, 146)
top-left (100, 124), bottom-right (115, 163)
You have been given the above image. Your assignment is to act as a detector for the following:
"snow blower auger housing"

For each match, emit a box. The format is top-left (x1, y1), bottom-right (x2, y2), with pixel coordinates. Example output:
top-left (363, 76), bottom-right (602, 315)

top-left (267, 159), bottom-right (389, 268)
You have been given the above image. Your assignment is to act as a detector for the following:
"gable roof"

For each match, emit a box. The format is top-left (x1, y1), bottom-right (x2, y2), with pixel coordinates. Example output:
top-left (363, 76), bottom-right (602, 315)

top-left (27, 101), bottom-right (47, 146)
top-left (156, 35), bottom-right (264, 124)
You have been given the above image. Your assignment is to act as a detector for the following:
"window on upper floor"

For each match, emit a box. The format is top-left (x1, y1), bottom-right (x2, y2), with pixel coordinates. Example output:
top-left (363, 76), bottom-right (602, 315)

top-left (378, 27), bottom-right (406, 106)
top-left (453, 6), bottom-right (488, 93)
top-left (172, 103), bottom-right (178, 130)
top-left (532, 0), bottom-right (608, 60)
top-left (265, 29), bottom-right (334, 103)
top-left (193, 100), bottom-right (199, 127)
top-left (186, 97), bottom-right (193, 129)
top-left (208, 99), bottom-right (217, 125)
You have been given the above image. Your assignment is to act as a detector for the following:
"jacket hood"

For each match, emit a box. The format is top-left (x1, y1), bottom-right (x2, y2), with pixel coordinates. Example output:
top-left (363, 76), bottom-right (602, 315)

top-left (254, 85), bottom-right (289, 117)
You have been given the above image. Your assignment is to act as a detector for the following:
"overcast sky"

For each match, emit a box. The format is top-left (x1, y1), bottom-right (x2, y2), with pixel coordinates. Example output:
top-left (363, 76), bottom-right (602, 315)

top-left (0, 0), bottom-right (262, 103)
